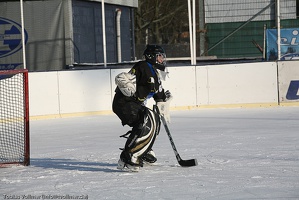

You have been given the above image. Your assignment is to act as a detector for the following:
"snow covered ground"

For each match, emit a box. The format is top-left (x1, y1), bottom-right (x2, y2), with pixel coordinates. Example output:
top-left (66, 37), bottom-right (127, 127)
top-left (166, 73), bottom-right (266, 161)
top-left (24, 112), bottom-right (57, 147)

top-left (1, 106), bottom-right (299, 200)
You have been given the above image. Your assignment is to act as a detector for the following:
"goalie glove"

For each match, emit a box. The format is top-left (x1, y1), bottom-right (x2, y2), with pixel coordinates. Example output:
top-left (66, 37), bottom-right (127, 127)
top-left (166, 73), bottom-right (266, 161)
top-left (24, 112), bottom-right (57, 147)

top-left (115, 72), bottom-right (136, 97)
top-left (156, 90), bottom-right (173, 123)
top-left (164, 90), bottom-right (173, 101)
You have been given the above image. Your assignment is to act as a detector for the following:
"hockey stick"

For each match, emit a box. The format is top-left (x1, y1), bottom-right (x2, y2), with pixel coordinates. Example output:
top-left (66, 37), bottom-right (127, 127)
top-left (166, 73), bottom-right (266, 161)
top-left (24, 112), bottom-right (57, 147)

top-left (153, 105), bottom-right (198, 167)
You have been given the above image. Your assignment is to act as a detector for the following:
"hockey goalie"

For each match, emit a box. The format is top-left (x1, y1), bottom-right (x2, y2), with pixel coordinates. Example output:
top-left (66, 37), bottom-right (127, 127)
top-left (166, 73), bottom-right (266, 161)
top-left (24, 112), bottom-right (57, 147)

top-left (112, 45), bottom-right (172, 172)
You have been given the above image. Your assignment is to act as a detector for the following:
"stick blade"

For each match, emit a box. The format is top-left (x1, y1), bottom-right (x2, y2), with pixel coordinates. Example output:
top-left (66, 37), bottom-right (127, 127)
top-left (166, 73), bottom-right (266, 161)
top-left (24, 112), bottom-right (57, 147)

top-left (178, 158), bottom-right (198, 167)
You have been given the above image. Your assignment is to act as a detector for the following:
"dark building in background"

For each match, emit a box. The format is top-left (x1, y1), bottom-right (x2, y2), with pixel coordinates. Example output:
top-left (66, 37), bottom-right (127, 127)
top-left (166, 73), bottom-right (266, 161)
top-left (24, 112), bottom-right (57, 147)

top-left (0, 0), bottom-right (137, 71)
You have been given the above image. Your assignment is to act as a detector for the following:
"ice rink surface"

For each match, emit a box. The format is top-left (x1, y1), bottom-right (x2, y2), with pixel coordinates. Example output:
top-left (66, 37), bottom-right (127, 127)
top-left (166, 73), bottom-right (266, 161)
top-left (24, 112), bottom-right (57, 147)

top-left (1, 106), bottom-right (299, 200)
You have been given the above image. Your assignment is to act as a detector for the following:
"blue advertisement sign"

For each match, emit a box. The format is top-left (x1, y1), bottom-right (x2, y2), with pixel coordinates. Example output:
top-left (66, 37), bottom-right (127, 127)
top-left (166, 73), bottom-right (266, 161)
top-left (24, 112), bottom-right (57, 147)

top-left (286, 80), bottom-right (299, 100)
top-left (0, 17), bottom-right (28, 69)
top-left (266, 28), bottom-right (299, 61)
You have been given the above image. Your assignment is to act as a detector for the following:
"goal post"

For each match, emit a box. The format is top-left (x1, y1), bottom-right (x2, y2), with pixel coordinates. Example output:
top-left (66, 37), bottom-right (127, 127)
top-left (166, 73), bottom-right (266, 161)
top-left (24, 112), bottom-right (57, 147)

top-left (0, 69), bottom-right (30, 166)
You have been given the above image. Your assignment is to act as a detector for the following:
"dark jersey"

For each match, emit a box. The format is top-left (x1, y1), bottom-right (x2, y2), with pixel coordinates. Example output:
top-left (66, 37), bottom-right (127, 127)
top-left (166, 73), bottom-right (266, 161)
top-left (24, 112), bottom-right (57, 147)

top-left (130, 61), bottom-right (166, 102)
top-left (112, 60), bottom-right (166, 127)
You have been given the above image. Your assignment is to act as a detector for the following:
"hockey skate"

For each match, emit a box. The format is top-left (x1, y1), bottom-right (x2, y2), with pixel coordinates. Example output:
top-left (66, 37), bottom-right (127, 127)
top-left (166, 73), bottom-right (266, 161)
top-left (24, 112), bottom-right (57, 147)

top-left (117, 151), bottom-right (143, 172)
top-left (141, 150), bottom-right (157, 164)
top-left (117, 158), bottom-right (140, 172)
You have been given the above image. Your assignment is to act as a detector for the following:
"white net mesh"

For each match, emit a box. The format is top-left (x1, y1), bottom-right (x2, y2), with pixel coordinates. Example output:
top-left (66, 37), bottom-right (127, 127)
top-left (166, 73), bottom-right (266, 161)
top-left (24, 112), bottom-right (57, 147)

top-left (0, 70), bottom-right (29, 166)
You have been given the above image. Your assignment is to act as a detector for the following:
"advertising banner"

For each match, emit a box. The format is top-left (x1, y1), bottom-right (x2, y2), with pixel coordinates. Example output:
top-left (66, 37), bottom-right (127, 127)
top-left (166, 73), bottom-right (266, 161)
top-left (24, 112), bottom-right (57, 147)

top-left (266, 28), bottom-right (299, 61)
top-left (0, 17), bottom-right (27, 70)
top-left (277, 61), bottom-right (299, 104)
top-left (0, 0), bottom-right (72, 71)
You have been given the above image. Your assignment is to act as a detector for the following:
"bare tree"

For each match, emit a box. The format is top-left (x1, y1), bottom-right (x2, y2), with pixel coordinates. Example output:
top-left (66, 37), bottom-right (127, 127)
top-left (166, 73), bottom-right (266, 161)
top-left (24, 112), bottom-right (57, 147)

top-left (135, 0), bottom-right (188, 45)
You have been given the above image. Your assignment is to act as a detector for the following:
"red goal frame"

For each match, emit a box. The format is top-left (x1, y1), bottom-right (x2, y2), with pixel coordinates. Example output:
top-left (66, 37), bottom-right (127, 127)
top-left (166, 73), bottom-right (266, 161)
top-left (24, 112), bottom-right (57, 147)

top-left (0, 69), bottom-right (30, 166)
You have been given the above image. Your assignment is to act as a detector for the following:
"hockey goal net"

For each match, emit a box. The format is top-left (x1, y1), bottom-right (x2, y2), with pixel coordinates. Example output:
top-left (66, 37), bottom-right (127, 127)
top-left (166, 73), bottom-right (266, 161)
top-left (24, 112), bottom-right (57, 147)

top-left (0, 69), bottom-right (30, 166)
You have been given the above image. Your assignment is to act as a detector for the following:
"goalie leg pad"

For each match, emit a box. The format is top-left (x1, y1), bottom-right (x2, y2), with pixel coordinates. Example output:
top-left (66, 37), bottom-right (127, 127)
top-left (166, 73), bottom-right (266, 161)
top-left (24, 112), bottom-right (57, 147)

top-left (120, 108), bottom-right (161, 165)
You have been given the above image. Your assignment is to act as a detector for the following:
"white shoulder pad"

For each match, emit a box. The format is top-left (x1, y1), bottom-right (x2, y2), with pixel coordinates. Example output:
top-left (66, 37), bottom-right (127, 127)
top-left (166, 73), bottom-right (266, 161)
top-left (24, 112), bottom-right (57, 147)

top-left (115, 72), bottom-right (136, 97)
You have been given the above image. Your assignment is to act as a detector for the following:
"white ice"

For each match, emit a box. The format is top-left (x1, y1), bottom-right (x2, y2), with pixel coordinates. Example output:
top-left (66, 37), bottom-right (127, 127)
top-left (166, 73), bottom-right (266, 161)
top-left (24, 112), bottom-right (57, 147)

top-left (1, 106), bottom-right (299, 200)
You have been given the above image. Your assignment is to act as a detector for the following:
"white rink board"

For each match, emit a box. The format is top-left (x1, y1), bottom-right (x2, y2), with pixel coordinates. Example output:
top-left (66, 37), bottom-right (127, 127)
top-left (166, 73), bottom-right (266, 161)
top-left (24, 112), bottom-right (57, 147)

top-left (196, 66), bottom-right (209, 105)
top-left (29, 72), bottom-right (60, 116)
top-left (58, 70), bottom-right (111, 114)
top-left (163, 67), bottom-right (197, 107)
top-left (28, 61), bottom-right (293, 118)
top-left (277, 61), bottom-right (299, 103)
top-left (196, 62), bottom-right (278, 105)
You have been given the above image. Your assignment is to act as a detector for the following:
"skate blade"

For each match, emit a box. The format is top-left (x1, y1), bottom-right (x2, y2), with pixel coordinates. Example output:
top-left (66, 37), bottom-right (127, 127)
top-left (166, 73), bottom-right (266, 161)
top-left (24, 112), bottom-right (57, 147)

top-left (117, 165), bottom-right (139, 172)
top-left (117, 161), bottom-right (140, 172)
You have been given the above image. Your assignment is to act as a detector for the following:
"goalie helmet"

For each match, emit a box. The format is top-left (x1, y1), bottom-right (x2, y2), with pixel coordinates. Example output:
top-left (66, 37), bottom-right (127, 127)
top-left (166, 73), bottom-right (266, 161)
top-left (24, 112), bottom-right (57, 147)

top-left (143, 45), bottom-right (167, 71)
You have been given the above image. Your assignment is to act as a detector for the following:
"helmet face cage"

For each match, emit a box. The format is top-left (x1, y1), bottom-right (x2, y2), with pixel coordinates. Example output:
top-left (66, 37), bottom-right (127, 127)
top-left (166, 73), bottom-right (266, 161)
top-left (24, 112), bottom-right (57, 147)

top-left (143, 45), bottom-right (167, 68)
top-left (156, 53), bottom-right (166, 66)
